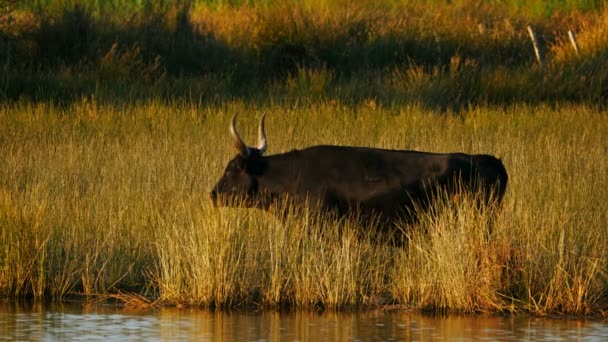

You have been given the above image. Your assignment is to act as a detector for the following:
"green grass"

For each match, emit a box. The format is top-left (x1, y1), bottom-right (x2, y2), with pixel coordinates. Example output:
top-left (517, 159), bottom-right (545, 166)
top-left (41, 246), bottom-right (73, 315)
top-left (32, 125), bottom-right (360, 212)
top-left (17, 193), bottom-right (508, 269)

top-left (1, 100), bottom-right (607, 315)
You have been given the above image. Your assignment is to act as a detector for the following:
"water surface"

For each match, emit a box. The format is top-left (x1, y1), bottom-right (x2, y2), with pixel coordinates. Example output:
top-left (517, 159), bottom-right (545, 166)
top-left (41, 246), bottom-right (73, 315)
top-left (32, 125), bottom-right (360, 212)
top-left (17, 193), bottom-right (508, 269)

top-left (1, 301), bottom-right (607, 341)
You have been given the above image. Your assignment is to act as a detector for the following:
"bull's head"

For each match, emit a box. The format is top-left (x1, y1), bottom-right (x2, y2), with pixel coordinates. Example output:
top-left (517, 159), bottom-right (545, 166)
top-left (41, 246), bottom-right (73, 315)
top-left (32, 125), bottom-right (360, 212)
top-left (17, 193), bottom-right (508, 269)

top-left (210, 113), bottom-right (268, 207)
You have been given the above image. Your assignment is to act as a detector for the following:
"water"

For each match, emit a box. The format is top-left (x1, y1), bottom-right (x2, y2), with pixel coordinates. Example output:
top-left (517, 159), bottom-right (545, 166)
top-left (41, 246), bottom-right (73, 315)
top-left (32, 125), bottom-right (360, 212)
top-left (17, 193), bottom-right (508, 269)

top-left (1, 301), bottom-right (608, 341)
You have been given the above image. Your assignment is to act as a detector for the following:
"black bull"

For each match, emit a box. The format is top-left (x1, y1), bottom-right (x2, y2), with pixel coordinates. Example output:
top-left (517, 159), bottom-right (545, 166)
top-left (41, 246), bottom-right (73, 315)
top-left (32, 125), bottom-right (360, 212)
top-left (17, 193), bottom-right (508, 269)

top-left (211, 114), bottom-right (508, 231)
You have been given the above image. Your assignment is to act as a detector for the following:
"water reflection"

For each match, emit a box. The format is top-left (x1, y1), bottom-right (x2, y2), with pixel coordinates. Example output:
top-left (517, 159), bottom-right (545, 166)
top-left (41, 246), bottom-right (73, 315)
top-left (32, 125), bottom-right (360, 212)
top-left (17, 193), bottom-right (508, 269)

top-left (1, 301), bottom-right (607, 341)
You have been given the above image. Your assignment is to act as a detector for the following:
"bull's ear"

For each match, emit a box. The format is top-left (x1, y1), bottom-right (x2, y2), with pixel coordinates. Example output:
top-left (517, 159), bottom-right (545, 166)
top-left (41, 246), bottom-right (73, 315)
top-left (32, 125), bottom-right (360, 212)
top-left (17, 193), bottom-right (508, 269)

top-left (230, 113), bottom-right (250, 158)
top-left (257, 114), bottom-right (267, 154)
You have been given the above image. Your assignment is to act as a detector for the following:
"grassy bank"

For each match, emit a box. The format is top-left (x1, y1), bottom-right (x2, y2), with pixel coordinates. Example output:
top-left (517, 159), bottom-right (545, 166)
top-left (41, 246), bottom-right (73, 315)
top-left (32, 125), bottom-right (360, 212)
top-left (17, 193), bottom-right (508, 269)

top-left (1, 100), bottom-right (607, 315)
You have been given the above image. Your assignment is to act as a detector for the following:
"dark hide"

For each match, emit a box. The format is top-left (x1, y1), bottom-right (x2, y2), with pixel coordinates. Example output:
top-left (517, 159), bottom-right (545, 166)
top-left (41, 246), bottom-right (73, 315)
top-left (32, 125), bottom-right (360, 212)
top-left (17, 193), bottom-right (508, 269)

top-left (211, 144), bottom-right (508, 229)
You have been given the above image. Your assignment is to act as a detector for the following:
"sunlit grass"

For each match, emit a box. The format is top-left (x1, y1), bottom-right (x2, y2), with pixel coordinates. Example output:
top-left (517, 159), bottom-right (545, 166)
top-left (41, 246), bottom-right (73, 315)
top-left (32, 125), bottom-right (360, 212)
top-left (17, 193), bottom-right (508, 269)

top-left (1, 99), bottom-right (607, 315)
top-left (2, 0), bottom-right (607, 315)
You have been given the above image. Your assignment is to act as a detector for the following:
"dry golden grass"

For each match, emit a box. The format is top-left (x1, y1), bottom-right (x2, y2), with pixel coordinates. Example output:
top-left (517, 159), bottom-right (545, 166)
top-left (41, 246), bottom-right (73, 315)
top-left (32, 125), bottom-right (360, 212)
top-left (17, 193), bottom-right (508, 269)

top-left (1, 99), bottom-right (607, 315)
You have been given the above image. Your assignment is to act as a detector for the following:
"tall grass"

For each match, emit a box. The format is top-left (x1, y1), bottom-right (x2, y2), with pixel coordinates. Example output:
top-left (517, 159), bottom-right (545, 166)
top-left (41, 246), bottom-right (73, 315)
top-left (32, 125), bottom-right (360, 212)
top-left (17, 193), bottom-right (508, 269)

top-left (1, 0), bottom-right (607, 315)
top-left (1, 100), bottom-right (607, 315)
top-left (152, 201), bottom-right (391, 309)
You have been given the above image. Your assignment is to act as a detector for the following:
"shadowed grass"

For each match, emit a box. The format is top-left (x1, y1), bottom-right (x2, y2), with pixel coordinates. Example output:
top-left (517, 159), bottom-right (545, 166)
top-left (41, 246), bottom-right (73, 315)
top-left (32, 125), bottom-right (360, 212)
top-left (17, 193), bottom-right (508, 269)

top-left (2, 2), bottom-right (607, 107)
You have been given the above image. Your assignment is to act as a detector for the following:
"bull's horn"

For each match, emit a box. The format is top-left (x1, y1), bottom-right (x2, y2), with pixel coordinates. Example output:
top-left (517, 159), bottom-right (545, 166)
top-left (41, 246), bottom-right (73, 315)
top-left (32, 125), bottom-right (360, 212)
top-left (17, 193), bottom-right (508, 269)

top-left (257, 114), bottom-right (267, 154)
top-left (230, 113), bottom-right (250, 158)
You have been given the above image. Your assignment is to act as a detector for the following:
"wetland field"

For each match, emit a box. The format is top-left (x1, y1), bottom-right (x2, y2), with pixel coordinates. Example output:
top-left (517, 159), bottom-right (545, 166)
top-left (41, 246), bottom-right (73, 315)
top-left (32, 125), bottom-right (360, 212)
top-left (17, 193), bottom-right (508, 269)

top-left (1, 0), bottom-right (607, 316)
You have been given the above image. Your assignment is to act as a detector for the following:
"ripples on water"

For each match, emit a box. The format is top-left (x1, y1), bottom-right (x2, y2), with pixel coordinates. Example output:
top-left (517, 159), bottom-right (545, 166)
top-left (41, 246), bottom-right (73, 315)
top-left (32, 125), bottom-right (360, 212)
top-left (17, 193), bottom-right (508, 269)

top-left (1, 302), bottom-right (607, 341)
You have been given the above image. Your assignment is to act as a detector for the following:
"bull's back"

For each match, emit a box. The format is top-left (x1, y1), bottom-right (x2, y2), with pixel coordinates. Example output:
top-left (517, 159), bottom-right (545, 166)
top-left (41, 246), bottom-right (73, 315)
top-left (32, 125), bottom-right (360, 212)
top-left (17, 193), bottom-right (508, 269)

top-left (294, 146), bottom-right (453, 204)
top-left (286, 145), bottom-right (507, 209)
top-left (298, 145), bottom-right (444, 183)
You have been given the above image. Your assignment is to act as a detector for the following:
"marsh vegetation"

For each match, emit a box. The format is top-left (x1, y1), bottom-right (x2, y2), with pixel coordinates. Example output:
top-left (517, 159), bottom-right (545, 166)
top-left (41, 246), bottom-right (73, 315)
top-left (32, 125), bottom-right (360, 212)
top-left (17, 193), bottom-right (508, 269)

top-left (1, 0), bottom-right (607, 315)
